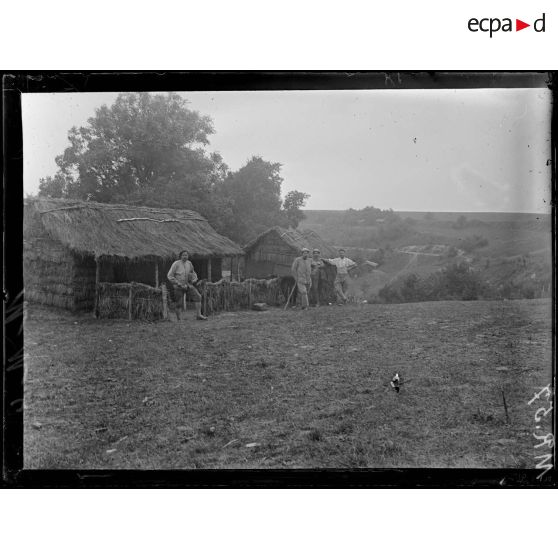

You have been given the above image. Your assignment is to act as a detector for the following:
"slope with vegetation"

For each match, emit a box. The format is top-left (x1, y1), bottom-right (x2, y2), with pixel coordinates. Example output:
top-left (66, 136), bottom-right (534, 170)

top-left (304, 208), bottom-right (551, 303)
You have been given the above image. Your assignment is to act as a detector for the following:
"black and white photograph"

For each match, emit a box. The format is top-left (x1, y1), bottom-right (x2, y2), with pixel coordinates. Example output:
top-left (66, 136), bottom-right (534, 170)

top-left (8, 74), bottom-right (554, 481)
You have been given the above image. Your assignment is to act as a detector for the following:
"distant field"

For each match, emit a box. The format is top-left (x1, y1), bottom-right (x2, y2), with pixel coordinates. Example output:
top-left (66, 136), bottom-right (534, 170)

top-left (303, 210), bottom-right (551, 258)
top-left (24, 298), bottom-right (552, 469)
top-left (306, 209), bottom-right (551, 224)
top-left (396, 211), bottom-right (550, 223)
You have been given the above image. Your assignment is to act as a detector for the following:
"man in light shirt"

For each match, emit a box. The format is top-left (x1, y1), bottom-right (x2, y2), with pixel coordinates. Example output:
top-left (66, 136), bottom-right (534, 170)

top-left (291, 247), bottom-right (312, 310)
top-left (325, 248), bottom-right (356, 304)
top-left (167, 250), bottom-right (207, 321)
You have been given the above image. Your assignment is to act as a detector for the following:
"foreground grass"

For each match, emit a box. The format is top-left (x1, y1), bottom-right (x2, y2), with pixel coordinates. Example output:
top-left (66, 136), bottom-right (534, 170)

top-left (24, 299), bottom-right (552, 469)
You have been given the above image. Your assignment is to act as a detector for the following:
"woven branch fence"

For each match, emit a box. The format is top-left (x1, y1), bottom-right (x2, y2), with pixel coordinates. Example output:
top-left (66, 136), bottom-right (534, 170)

top-left (97, 278), bottom-right (286, 320)
top-left (97, 282), bottom-right (165, 320)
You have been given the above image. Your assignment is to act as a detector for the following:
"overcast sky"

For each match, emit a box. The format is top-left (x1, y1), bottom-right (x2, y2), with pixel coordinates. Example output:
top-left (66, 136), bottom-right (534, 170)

top-left (22, 88), bottom-right (551, 213)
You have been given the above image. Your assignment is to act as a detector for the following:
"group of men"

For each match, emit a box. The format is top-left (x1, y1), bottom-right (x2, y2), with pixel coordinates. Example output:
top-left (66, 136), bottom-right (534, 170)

top-left (167, 247), bottom-right (356, 321)
top-left (291, 248), bottom-right (356, 309)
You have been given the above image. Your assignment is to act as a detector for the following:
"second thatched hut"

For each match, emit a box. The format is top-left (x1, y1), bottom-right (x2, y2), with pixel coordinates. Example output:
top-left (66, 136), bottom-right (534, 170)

top-left (243, 226), bottom-right (338, 304)
top-left (243, 226), bottom-right (336, 278)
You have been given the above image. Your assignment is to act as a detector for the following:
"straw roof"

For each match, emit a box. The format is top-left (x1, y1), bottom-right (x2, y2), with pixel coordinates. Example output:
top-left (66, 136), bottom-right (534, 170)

top-left (244, 226), bottom-right (336, 258)
top-left (24, 198), bottom-right (243, 260)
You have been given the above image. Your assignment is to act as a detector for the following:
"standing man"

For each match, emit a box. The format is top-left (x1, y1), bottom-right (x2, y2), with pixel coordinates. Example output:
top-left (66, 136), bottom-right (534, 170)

top-left (310, 248), bottom-right (324, 307)
top-left (291, 247), bottom-right (312, 310)
top-left (167, 250), bottom-right (207, 321)
top-left (326, 248), bottom-right (356, 304)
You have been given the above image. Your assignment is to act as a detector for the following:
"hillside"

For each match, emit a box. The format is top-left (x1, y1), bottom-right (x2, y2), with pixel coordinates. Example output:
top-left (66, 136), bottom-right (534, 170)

top-left (303, 210), bottom-right (551, 257)
top-left (302, 209), bottom-right (552, 299)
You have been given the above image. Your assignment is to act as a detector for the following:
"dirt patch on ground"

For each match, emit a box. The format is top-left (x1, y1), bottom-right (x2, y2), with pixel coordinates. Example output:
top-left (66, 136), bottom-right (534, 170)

top-left (23, 298), bottom-right (552, 469)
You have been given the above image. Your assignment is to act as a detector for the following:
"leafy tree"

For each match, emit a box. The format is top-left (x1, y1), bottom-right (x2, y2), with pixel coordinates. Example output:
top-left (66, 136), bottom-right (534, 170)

top-left (38, 92), bottom-right (225, 217)
top-left (217, 156), bottom-right (290, 244)
top-left (283, 190), bottom-right (310, 229)
top-left (38, 93), bottom-right (310, 245)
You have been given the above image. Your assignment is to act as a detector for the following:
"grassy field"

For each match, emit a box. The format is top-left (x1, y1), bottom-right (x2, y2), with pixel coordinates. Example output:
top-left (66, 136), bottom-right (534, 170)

top-left (24, 298), bottom-right (552, 469)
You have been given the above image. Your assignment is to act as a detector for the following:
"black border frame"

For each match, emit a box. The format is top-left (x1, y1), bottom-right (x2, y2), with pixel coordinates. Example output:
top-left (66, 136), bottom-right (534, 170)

top-left (2, 71), bottom-right (556, 488)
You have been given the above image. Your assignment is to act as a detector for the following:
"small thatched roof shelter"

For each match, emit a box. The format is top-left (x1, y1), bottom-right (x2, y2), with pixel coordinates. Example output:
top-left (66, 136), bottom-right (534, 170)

top-left (24, 197), bottom-right (243, 312)
top-left (243, 226), bottom-right (336, 278)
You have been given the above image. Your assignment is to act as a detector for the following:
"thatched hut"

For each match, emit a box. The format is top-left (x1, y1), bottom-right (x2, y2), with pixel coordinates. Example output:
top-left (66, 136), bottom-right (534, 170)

top-left (243, 226), bottom-right (336, 278)
top-left (24, 198), bottom-right (243, 313)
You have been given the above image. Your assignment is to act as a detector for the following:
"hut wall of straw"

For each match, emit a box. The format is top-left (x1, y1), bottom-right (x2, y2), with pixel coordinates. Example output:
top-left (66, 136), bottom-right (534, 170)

top-left (23, 231), bottom-right (77, 310)
top-left (73, 254), bottom-right (97, 311)
top-left (244, 230), bottom-right (295, 277)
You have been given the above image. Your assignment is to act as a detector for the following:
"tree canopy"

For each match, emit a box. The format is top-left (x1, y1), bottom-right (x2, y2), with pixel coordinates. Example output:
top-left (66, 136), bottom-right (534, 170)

top-left (283, 190), bottom-right (310, 229)
top-left (38, 92), bottom-right (309, 244)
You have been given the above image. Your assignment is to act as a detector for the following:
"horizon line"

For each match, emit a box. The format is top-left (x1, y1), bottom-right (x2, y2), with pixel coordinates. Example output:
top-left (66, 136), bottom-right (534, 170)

top-left (304, 208), bottom-right (550, 215)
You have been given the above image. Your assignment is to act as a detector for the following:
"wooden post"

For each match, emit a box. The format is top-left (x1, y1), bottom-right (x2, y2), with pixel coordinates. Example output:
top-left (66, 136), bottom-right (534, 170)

top-left (236, 257), bottom-right (240, 282)
top-left (161, 283), bottom-right (168, 319)
top-left (93, 256), bottom-right (100, 318)
top-left (128, 285), bottom-right (133, 321)
top-left (155, 263), bottom-right (159, 288)
top-left (203, 283), bottom-right (207, 316)
top-left (207, 258), bottom-right (212, 282)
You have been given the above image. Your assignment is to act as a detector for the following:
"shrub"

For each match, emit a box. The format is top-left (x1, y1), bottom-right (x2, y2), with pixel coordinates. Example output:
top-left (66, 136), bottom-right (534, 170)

top-left (457, 235), bottom-right (489, 253)
top-left (377, 263), bottom-right (490, 303)
top-left (453, 215), bottom-right (468, 230)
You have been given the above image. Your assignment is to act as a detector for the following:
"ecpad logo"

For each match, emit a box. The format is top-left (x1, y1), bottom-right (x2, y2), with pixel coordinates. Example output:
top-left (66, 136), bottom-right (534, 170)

top-left (468, 13), bottom-right (545, 37)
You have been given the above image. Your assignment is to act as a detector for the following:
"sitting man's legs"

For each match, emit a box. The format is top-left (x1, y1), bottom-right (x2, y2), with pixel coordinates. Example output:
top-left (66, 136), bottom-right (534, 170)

top-left (187, 284), bottom-right (206, 320)
top-left (173, 284), bottom-right (206, 320)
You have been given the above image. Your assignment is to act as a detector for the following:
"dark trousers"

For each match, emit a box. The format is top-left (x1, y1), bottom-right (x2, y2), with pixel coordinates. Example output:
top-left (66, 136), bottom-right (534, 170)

top-left (310, 275), bottom-right (320, 305)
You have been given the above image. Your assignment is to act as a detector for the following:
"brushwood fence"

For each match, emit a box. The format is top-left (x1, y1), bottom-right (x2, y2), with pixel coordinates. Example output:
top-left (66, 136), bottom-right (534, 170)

top-left (96, 278), bottom-right (286, 320)
top-left (97, 282), bottom-right (165, 320)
